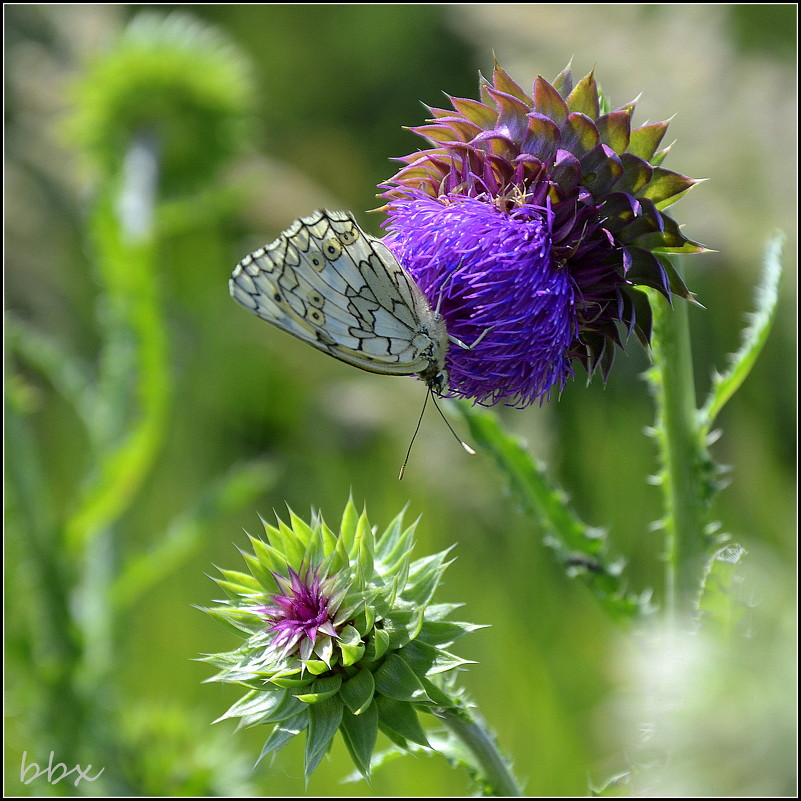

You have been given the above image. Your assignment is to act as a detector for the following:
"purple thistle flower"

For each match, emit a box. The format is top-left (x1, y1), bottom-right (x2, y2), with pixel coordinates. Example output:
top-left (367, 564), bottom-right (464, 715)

top-left (380, 61), bottom-right (706, 407)
top-left (385, 192), bottom-right (575, 406)
top-left (258, 566), bottom-right (341, 661)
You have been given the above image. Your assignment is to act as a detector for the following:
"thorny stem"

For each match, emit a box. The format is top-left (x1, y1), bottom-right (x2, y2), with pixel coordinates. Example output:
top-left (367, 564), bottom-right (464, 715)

top-left (438, 705), bottom-right (524, 796)
top-left (650, 285), bottom-right (709, 619)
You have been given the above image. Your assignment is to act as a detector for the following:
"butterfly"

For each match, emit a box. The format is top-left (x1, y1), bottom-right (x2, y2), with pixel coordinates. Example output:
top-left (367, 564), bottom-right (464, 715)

top-left (229, 209), bottom-right (450, 394)
top-left (229, 209), bottom-right (476, 476)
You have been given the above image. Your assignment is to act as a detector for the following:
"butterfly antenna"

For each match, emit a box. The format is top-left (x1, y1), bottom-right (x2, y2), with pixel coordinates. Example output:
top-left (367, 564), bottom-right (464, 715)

top-left (430, 393), bottom-right (477, 456)
top-left (398, 391), bottom-right (429, 481)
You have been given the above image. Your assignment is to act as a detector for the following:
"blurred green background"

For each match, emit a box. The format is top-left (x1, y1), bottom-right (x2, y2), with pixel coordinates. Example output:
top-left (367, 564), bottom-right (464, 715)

top-left (5, 4), bottom-right (796, 796)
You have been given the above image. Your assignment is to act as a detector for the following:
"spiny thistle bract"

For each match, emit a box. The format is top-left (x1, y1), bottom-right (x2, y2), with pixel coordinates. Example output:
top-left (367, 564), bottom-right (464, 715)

top-left (201, 500), bottom-right (479, 780)
top-left (380, 61), bottom-right (707, 407)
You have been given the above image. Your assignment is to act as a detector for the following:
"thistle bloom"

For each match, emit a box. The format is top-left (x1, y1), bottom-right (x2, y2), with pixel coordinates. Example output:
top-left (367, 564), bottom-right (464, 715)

top-left (381, 62), bottom-right (705, 407)
top-left (258, 566), bottom-right (342, 661)
top-left (201, 501), bottom-right (478, 780)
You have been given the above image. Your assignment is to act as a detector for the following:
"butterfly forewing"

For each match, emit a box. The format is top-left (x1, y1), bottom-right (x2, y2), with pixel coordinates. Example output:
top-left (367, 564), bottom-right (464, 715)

top-left (229, 210), bottom-right (448, 383)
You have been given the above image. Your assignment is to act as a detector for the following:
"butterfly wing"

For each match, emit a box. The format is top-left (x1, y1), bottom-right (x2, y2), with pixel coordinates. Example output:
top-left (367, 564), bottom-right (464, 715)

top-left (230, 210), bottom-right (447, 378)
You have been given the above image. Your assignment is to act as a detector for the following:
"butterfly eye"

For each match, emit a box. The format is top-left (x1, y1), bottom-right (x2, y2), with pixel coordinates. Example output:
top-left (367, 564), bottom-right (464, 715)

top-left (339, 226), bottom-right (359, 245)
top-left (308, 309), bottom-right (325, 325)
top-left (322, 238), bottom-right (343, 260)
top-left (309, 251), bottom-right (326, 271)
top-left (308, 292), bottom-right (324, 309)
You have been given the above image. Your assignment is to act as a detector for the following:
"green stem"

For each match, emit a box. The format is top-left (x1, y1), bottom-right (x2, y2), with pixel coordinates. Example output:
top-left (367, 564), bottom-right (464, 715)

top-left (439, 706), bottom-right (524, 796)
top-left (650, 287), bottom-right (708, 618)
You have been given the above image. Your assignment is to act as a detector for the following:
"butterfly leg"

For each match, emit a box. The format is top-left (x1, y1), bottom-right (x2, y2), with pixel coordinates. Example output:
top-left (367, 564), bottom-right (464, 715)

top-left (448, 325), bottom-right (494, 351)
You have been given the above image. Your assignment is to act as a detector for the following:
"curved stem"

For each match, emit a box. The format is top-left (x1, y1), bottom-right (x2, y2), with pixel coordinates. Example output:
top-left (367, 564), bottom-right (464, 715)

top-left (439, 706), bottom-right (524, 796)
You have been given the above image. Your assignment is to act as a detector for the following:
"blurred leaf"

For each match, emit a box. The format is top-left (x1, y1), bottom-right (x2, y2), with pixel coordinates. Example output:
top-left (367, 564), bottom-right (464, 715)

top-left (111, 460), bottom-right (276, 610)
top-left (696, 544), bottom-right (747, 635)
top-left (6, 317), bottom-right (96, 437)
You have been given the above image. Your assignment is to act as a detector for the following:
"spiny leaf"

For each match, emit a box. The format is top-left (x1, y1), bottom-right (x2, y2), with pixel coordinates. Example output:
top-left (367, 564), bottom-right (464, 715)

top-left (699, 233), bottom-right (785, 429)
top-left (304, 696), bottom-right (343, 777)
top-left (340, 702), bottom-right (379, 781)
top-left (451, 400), bottom-right (652, 623)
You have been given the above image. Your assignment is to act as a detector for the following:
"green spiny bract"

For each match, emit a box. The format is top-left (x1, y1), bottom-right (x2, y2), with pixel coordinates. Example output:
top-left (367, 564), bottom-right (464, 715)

top-left (201, 499), bottom-right (479, 779)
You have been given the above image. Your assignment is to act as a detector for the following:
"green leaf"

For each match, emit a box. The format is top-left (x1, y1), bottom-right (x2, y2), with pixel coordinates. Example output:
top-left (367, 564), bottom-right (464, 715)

top-left (418, 677), bottom-right (459, 708)
top-left (215, 568), bottom-right (261, 593)
top-left (699, 233), bottom-right (785, 430)
top-left (319, 519), bottom-right (340, 561)
top-left (376, 519), bottom-right (417, 577)
top-left (294, 674), bottom-right (342, 704)
top-left (403, 550), bottom-right (453, 607)
top-left (302, 658), bottom-right (331, 676)
top-left (355, 511), bottom-right (375, 575)
top-left (362, 627), bottom-right (390, 662)
top-left (248, 534), bottom-right (288, 576)
top-left (305, 696), bottom-right (344, 777)
top-left (639, 166), bottom-right (700, 209)
top-left (340, 667), bottom-right (375, 715)
top-left (416, 619), bottom-right (486, 648)
top-left (374, 654), bottom-right (431, 703)
top-left (240, 550), bottom-right (275, 591)
top-left (697, 544), bottom-right (747, 635)
top-left (290, 510), bottom-right (319, 559)
top-left (381, 607), bottom-right (424, 650)
top-left (340, 496), bottom-right (359, 554)
top-left (270, 672), bottom-right (315, 689)
top-left (216, 687), bottom-right (304, 727)
top-left (628, 120), bottom-right (669, 161)
top-left (339, 702), bottom-right (379, 780)
top-left (278, 517), bottom-right (307, 566)
top-left (566, 70), bottom-right (599, 118)
top-left (452, 401), bottom-right (650, 623)
top-left (339, 624), bottom-right (366, 667)
top-left (398, 640), bottom-right (475, 676)
top-left (375, 695), bottom-right (430, 748)
top-left (256, 711), bottom-right (309, 765)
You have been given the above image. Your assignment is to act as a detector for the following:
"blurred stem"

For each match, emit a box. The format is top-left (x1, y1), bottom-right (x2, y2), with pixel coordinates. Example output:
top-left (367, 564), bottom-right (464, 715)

top-left (65, 130), bottom-right (168, 555)
top-left (439, 706), bottom-right (523, 796)
top-left (650, 284), bottom-right (708, 619)
top-left (73, 130), bottom-right (166, 686)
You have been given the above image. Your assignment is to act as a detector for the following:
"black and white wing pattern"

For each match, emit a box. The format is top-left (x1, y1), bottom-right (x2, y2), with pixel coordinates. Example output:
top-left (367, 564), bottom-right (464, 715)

top-left (229, 210), bottom-right (449, 391)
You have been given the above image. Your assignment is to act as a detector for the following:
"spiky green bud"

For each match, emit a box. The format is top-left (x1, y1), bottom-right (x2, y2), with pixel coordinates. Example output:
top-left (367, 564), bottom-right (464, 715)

top-left (200, 500), bottom-right (479, 780)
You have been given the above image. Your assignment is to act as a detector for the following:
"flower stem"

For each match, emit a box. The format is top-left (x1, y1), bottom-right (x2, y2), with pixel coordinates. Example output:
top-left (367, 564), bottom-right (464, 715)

top-left (439, 706), bottom-right (524, 796)
top-left (650, 284), bottom-right (709, 618)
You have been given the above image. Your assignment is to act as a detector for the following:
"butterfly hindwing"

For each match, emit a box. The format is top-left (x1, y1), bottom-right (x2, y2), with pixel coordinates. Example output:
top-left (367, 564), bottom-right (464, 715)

top-left (230, 210), bottom-right (448, 380)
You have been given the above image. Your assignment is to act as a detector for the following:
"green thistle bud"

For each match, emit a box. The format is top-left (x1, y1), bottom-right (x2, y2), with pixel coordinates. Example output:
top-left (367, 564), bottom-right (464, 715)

top-left (200, 500), bottom-right (479, 780)
top-left (68, 12), bottom-right (254, 193)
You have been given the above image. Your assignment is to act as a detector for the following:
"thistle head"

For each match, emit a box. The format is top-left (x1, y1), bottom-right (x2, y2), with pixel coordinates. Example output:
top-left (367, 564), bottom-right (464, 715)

top-left (201, 500), bottom-right (478, 780)
top-left (380, 61), bottom-right (706, 406)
